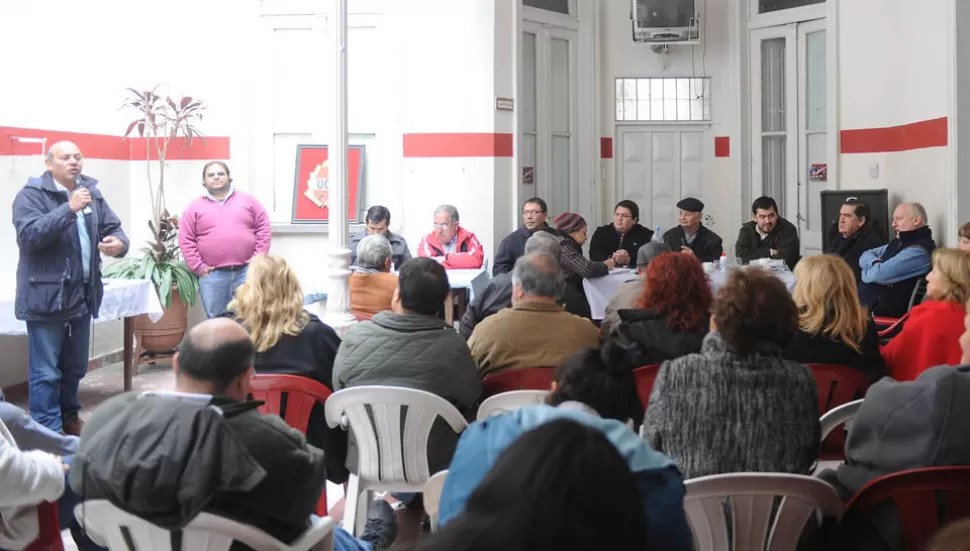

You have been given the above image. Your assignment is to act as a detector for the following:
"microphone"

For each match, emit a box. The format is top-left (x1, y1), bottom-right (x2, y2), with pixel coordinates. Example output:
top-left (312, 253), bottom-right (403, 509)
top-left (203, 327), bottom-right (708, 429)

top-left (76, 175), bottom-right (92, 215)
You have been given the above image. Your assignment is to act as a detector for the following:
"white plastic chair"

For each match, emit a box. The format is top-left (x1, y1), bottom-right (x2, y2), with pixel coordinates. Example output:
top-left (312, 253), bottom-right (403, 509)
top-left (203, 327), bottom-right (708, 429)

top-left (476, 390), bottom-right (548, 420)
top-left (74, 500), bottom-right (335, 551)
top-left (684, 473), bottom-right (843, 551)
top-left (325, 386), bottom-right (468, 535)
top-left (820, 398), bottom-right (863, 442)
top-left (423, 470), bottom-right (449, 532)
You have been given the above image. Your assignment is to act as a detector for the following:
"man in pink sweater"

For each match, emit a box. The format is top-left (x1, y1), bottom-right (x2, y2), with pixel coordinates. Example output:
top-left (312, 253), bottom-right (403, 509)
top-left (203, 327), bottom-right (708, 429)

top-left (178, 161), bottom-right (272, 317)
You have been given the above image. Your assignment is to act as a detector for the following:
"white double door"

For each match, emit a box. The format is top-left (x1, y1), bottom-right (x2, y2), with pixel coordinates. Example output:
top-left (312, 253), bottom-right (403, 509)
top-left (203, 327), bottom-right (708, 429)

top-left (751, 19), bottom-right (829, 256)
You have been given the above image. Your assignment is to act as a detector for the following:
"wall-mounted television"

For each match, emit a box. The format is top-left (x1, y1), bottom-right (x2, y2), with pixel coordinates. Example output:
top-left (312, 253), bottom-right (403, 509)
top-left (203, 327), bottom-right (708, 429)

top-left (632, 0), bottom-right (699, 43)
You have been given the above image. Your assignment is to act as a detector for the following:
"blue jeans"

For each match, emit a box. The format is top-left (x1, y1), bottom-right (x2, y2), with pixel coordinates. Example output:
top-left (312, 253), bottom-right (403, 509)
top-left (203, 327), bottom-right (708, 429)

top-left (26, 315), bottom-right (91, 432)
top-left (198, 266), bottom-right (248, 318)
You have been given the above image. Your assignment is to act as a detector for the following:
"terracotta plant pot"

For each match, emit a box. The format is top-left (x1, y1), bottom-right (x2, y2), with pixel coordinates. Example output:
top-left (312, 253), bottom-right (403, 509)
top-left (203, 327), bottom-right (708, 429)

top-left (134, 286), bottom-right (189, 354)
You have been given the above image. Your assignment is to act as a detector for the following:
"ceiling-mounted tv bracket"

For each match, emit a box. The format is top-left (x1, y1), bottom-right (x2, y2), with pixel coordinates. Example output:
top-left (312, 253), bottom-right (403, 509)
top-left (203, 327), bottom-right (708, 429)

top-left (650, 44), bottom-right (671, 55)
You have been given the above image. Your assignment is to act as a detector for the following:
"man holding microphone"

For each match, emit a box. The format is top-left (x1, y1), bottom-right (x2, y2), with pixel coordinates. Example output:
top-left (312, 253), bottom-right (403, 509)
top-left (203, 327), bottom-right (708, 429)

top-left (12, 141), bottom-right (128, 435)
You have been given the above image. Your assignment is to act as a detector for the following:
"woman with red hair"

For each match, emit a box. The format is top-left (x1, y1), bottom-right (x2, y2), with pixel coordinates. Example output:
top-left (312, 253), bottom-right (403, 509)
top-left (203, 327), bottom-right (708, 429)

top-left (611, 252), bottom-right (712, 367)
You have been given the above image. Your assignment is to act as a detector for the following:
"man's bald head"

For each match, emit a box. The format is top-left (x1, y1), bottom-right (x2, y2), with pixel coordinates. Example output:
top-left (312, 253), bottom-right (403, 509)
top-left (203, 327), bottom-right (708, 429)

top-left (45, 141), bottom-right (83, 186)
top-left (892, 202), bottom-right (928, 234)
top-left (174, 318), bottom-right (255, 397)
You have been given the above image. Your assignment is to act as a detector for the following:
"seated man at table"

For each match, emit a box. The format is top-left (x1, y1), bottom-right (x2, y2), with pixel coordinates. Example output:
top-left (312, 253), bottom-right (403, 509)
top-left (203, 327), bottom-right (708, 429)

top-left (459, 231), bottom-right (590, 340)
top-left (735, 195), bottom-right (801, 269)
top-left (468, 253), bottom-right (599, 377)
top-left (858, 202), bottom-right (935, 318)
top-left (589, 200), bottom-right (654, 268)
top-left (349, 205), bottom-right (412, 270)
top-left (662, 197), bottom-right (723, 263)
top-left (417, 204), bottom-right (485, 269)
top-left (334, 258), bottom-right (482, 475)
top-left (350, 234), bottom-right (398, 316)
top-left (492, 197), bottom-right (551, 275)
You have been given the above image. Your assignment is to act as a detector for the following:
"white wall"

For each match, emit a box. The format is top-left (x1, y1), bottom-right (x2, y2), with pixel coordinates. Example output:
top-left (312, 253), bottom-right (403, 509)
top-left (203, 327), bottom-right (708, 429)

top-left (837, 0), bottom-right (955, 242)
top-left (599, 0), bottom-right (743, 247)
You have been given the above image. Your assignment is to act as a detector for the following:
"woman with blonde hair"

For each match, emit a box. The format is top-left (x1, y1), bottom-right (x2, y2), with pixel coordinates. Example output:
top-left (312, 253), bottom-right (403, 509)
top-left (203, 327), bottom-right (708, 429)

top-left (784, 255), bottom-right (886, 380)
top-left (225, 254), bottom-right (348, 483)
top-left (882, 248), bottom-right (970, 381)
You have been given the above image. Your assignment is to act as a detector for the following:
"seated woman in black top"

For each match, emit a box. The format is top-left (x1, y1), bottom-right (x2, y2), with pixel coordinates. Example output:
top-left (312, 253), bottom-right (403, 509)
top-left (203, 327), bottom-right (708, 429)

top-left (611, 252), bottom-right (712, 368)
top-left (784, 254), bottom-right (887, 381)
top-left (225, 254), bottom-right (348, 483)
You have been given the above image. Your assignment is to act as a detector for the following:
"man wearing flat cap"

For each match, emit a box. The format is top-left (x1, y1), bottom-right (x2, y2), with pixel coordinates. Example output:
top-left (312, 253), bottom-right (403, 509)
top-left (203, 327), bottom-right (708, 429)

top-left (662, 197), bottom-right (723, 263)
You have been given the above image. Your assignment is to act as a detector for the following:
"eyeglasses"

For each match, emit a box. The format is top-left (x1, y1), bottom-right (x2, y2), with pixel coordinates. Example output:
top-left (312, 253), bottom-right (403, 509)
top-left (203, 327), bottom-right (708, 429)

top-left (433, 223), bottom-right (453, 230)
top-left (522, 209), bottom-right (545, 216)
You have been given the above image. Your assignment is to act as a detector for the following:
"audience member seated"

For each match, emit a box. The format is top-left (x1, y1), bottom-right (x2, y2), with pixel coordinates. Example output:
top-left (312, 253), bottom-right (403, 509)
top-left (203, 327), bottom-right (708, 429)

top-left (417, 205), bottom-right (484, 269)
top-left (468, 253), bottom-right (599, 377)
top-left (349, 205), bottom-right (412, 270)
top-left (0, 395), bottom-right (104, 551)
top-left (784, 254), bottom-right (887, 380)
top-left (72, 318), bottom-right (396, 550)
top-left (960, 221), bottom-right (970, 252)
top-left (735, 195), bottom-right (801, 269)
top-left (554, 212), bottom-right (613, 297)
top-left (661, 197), bottom-right (723, 263)
top-left (858, 202), bottom-right (935, 317)
top-left (350, 234), bottom-right (399, 316)
top-left (436, 345), bottom-right (691, 551)
top-left (492, 197), bottom-right (550, 275)
top-left (611, 253), bottom-right (711, 368)
top-left (601, 242), bottom-right (670, 336)
top-left (881, 248), bottom-right (970, 381)
top-left (643, 268), bottom-right (820, 479)
top-left (589, 200), bottom-right (654, 268)
top-left (402, 420), bottom-right (649, 551)
top-left (223, 254), bottom-right (348, 484)
top-left (827, 198), bottom-right (887, 283)
top-left (459, 231), bottom-right (589, 340)
top-left (334, 258), bottom-right (482, 475)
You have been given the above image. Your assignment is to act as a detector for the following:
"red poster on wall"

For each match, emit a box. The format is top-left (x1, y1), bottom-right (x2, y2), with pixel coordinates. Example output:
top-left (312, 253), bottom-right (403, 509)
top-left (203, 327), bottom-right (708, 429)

top-left (291, 144), bottom-right (366, 223)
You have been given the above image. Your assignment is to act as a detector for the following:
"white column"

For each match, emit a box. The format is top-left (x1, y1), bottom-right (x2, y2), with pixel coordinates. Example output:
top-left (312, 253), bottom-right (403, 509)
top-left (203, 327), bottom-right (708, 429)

top-left (324, 0), bottom-right (356, 333)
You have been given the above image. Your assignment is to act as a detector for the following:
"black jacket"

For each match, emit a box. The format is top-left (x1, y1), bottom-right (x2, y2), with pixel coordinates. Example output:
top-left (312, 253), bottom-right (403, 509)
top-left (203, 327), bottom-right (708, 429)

top-left (458, 272), bottom-right (591, 339)
top-left (72, 392), bottom-right (327, 546)
top-left (493, 225), bottom-right (550, 275)
top-left (612, 309), bottom-right (707, 372)
top-left (783, 321), bottom-right (887, 382)
top-left (589, 223), bottom-right (654, 268)
top-left (734, 217), bottom-right (801, 269)
top-left (827, 223), bottom-right (887, 283)
top-left (662, 225), bottom-right (724, 263)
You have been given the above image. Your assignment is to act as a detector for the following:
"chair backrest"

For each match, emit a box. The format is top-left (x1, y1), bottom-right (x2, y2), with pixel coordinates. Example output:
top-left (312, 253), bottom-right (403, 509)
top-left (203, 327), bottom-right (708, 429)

top-left (819, 398), bottom-right (863, 442)
top-left (249, 374), bottom-right (332, 434)
top-left (423, 470), bottom-right (449, 532)
top-left (633, 364), bottom-right (662, 407)
top-left (806, 364), bottom-right (870, 413)
top-left (324, 386), bottom-right (468, 492)
top-left (843, 466), bottom-right (970, 551)
top-left (481, 368), bottom-right (555, 397)
top-left (476, 390), bottom-right (548, 420)
top-left (684, 473), bottom-right (843, 551)
top-left (22, 501), bottom-right (64, 551)
top-left (75, 500), bottom-right (336, 551)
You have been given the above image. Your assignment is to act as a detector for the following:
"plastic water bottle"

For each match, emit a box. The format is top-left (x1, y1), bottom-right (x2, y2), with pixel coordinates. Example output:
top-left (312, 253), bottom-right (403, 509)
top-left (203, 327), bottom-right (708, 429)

top-left (652, 226), bottom-right (663, 243)
top-left (719, 252), bottom-right (729, 272)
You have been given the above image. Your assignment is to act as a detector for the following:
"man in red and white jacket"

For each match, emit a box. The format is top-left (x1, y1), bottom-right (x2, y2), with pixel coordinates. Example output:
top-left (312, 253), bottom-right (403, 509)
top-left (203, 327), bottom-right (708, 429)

top-left (417, 204), bottom-right (485, 269)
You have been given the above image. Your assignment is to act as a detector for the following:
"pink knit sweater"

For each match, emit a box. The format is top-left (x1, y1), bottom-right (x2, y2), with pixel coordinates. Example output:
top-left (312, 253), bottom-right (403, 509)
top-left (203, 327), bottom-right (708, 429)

top-left (178, 190), bottom-right (272, 274)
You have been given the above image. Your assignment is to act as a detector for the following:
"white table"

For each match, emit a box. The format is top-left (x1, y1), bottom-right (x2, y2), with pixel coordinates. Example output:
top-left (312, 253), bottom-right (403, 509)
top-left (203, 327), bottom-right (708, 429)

top-left (0, 278), bottom-right (164, 391)
top-left (304, 266), bottom-right (491, 305)
top-left (582, 267), bottom-right (797, 320)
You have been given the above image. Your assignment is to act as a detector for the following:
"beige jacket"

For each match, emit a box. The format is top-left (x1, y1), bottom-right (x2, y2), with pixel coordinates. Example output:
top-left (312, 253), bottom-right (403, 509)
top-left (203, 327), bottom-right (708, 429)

top-left (468, 300), bottom-right (600, 377)
top-left (0, 419), bottom-right (65, 549)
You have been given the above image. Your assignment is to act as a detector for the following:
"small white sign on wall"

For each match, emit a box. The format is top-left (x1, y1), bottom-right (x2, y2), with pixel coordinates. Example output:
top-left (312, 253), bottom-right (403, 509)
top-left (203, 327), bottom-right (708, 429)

top-left (495, 97), bottom-right (515, 111)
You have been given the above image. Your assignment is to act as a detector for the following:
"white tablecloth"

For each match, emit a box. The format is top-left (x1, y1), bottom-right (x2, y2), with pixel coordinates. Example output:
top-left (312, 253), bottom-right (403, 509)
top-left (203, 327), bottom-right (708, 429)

top-left (583, 268), bottom-right (797, 320)
top-left (304, 266), bottom-right (491, 305)
top-left (0, 278), bottom-right (164, 335)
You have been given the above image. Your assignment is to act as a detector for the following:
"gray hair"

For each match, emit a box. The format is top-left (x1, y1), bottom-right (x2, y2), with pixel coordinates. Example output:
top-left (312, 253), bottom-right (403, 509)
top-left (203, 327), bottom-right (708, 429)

top-left (356, 234), bottom-right (393, 270)
top-left (512, 252), bottom-right (564, 299)
top-left (905, 202), bottom-right (929, 226)
top-left (524, 231), bottom-right (562, 262)
top-left (434, 204), bottom-right (460, 223)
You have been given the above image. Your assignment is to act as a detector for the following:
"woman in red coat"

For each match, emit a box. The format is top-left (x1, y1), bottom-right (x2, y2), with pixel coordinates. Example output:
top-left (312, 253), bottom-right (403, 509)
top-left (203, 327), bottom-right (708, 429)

top-left (882, 248), bottom-right (970, 380)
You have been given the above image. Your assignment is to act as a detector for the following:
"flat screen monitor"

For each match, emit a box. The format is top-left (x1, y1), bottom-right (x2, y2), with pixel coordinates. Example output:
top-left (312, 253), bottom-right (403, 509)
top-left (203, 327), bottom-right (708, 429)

top-left (633, 0), bottom-right (697, 28)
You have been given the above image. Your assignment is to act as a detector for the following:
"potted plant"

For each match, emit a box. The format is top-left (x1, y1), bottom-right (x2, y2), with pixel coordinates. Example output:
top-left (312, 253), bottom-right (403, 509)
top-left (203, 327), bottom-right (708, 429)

top-left (102, 86), bottom-right (205, 354)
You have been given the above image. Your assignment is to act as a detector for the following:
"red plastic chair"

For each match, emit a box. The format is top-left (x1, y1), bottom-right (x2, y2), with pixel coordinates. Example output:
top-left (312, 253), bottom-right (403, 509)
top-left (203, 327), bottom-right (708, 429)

top-left (22, 501), bottom-right (64, 551)
top-left (876, 314), bottom-right (909, 339)
top-left (482, 368), bottom-right (555, 397)
top-left (352, 312), bottom-right (374, 322)
top-left (633, 364), bottom-right (662, 408)
top-left (843, 466), bottom-right (970, 551)
top-left (807, 364), bottom-right (872, 460)
top-left (249, 374), bottom-right (333, 515)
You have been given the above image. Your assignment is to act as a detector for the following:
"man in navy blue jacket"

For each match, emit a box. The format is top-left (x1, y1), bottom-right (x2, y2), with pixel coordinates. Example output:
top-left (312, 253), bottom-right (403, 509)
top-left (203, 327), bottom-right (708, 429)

top-left (12, 141), bottom-right (128, 435)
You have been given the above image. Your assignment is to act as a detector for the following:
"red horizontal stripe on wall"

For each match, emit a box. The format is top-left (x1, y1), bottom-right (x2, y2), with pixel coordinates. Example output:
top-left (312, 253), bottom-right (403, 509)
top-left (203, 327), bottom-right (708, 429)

top-left (0, 126), bottom-right (230, 160)
top-left (403, 133), bottom-right (513, 158)
top-left (600, 137), bottom-right (613, 159)
top-left (714, 136), bottom-right (730, 158)
top-left (841, 117), bottom-right (948, 154)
